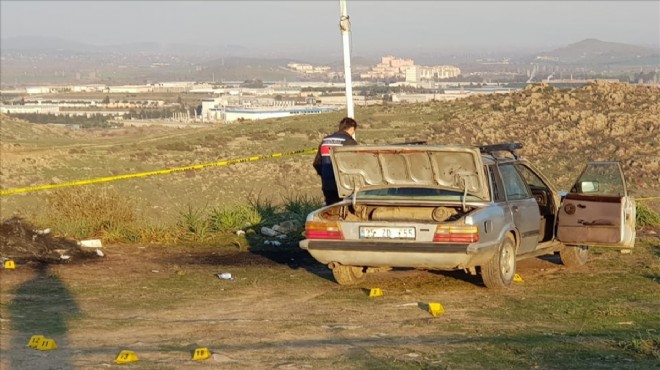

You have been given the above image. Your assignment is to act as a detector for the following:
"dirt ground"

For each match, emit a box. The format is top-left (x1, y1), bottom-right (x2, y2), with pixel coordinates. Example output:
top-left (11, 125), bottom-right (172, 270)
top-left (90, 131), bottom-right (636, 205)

top-left (1, 230), bottom-right (659, 369)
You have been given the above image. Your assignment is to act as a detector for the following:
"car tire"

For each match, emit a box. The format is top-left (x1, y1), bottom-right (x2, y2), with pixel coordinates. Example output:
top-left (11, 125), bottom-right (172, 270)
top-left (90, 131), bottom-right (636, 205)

top-left (332, 265), bottom-right (366, 286)
top-left (560, 245), bottom-right (589, 267)
top-left (481, 233), bottom-right (516, 289)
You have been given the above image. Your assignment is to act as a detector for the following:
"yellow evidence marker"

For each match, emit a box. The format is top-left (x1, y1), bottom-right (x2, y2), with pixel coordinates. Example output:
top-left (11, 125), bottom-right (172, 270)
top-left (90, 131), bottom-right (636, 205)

top-left (27, 335), bottom-right (45, 349)
top-left (115, 350), bottom-right (139, 364)
top-left (369, 288), bottom-right (383, 297)
top-left (3, 260), bottom-right (16, 269)
top-left (192, 347), bottom-right (212, 361)
top-left (428, 302), bottom-right (445, 317)
top-left (37, 338), bottom-right (58, 351)
top-left (513, 273), bottom-right (524, 283)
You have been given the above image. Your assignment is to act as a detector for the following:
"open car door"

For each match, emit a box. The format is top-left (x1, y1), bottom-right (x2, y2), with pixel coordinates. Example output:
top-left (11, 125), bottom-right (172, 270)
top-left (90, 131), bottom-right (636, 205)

top-left (557, 162), bottom-right (636, 249)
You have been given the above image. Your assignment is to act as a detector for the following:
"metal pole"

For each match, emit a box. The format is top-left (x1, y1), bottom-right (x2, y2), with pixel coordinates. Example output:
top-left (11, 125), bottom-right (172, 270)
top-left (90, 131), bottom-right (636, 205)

top-left (339, 0), bottom-right (355, 118)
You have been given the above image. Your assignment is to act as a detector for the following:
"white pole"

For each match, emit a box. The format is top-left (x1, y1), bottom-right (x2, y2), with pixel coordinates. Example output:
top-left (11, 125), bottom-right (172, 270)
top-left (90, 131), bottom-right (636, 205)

top-left (339, 0), bottom-right (355, 118)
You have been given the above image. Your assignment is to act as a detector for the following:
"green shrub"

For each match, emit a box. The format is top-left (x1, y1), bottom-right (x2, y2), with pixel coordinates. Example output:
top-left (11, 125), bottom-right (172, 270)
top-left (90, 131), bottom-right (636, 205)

top-left (636, 202), bottom-right (660, 228)
top-left (177, 204), bottom-right (211, 240)
top-left (618, 330), bottom-right (660, 359)
top-left (45, 187), bottom-right (137, 240)
top-left (247, 194), bottom-right (278, 225)
top-left (209, 204), bottom-right (262, 232)
top-left (282, 193), bottom-right (323, 224)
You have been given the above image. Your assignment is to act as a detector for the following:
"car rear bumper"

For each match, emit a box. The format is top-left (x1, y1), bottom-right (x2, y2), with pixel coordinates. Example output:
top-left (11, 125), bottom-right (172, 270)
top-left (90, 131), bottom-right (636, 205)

top-left (299, 239), bottom-right (498, 270)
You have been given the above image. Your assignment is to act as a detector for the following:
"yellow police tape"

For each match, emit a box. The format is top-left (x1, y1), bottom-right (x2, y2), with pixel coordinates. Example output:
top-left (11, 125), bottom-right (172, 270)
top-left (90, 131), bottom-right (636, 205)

top-left (0, 147), bottom-right (318, 196)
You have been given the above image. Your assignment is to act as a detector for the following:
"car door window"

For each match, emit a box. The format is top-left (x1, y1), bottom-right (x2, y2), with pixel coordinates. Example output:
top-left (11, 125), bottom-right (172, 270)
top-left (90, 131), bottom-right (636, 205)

top-left (488, 165), bottom-right (505, 202)
top-left (499, 164), bottom-right (531, 200)
top-left (571, 162), bottom-right (626, 196)
top-left (515, 164), bottom-right (547, 189)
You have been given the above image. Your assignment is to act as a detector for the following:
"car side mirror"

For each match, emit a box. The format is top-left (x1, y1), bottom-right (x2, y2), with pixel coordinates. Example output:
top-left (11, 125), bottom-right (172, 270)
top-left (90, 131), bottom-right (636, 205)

top-left (579, 181), bottom-right (599, 193)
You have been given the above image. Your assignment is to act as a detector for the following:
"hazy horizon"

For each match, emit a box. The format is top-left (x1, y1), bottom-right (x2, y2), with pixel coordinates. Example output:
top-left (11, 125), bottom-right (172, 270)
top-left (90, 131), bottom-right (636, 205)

top-left (2, 1), bottom-right (659, 57)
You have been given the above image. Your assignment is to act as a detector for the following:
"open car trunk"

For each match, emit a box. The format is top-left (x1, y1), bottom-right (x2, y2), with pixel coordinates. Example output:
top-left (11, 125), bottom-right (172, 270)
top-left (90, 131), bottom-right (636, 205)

top-left (318, 203), bottom-right (476, 223)
top-left (330, 145), bottom-right (490, 201)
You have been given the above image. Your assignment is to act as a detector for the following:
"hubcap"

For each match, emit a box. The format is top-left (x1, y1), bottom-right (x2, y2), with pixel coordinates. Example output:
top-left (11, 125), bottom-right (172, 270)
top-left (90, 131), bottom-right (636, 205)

top-left (500, 245), bottom-right (513, 277)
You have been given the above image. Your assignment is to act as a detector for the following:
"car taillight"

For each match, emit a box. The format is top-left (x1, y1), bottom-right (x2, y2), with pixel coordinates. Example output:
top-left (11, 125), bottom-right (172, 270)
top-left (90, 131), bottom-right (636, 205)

top-left (305, 221), bottom-right (344, 240)
top-left (433, 225), bottom-right (479, 243)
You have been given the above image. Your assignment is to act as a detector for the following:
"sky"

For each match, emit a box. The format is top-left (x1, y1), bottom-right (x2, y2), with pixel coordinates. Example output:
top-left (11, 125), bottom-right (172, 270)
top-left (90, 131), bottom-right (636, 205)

top-left (1, 1), bottom-right (659, 55)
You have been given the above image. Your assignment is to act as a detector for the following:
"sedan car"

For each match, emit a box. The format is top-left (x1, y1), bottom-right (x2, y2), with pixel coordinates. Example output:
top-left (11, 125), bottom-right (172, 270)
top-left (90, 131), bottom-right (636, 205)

top-left (299, 143), bottom-right (636, 288)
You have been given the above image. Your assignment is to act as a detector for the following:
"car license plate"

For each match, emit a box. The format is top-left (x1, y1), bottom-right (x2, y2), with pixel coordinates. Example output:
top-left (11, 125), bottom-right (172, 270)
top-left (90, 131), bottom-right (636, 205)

top-left (359, 226), bottom-right (416, 240)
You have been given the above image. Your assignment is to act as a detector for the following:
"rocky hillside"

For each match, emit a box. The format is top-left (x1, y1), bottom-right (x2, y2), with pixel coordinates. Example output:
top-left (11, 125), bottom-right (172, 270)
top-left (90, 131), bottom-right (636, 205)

top-left (380, 81), bottom-right (658, 194)
top-left (0, 82), bottom-right (657, 224)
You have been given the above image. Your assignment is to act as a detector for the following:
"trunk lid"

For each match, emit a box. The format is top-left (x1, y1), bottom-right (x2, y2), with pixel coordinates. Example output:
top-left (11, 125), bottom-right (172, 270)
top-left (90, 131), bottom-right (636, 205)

top-left (331, 145), bottom-right (490, 201)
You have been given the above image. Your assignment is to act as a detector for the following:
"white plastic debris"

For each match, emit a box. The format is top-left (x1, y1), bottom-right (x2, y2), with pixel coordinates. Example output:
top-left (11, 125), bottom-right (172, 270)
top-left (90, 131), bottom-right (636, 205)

top-left (276, 234), bottom-right (287, 239)
top-left (60, 255), bottom-right (71, 261)
top-left (236, 230), bottom-right (246, 236)
top-left (79, 239), bottom-right (103, 248)
top-left (216, 273), bottom-right (233, 280)
top-left (95, 249), bottom-right (105, 257)
top-left (35, 228), bottom-right (51, 235)
top-left (264, 240), bottom-right (282, 247)
top-left (260, 227), bottom-right (279, 237)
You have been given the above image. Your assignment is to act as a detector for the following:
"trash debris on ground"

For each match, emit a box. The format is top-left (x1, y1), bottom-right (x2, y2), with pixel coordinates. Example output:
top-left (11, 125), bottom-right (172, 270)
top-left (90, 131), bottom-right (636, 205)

top-left (216, 272), bottom-right (233, 280)
top-left (0, 217), bottom-right (102, 264)
top-left (264, 240), bottom-right (282, 247)
top-left (260, 227), bottom-right (279, 237)
top-left (277, 220), bottom-right (299, 234)
top-left (79, 239), bottom-right (103, 248)
top-left (236, 230), bottom-right (246, 236)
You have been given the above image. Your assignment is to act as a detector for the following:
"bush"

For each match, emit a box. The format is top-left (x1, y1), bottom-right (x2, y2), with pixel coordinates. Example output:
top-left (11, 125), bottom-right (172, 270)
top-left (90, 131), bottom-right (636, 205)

top-left (177, 204), bottom-right (211, 241)
top-left (209, 204), bottom-right (262, 232)
top-left (45, 187), bottom-right (137, 240)
top-left (282, 193), bottom-right (323, 224)
top-left (636, 202), bottom-right (660, 228)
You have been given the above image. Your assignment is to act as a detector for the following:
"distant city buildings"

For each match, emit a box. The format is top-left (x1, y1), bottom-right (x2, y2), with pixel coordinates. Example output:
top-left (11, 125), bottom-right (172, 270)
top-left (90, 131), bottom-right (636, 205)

top-left (361, 56), bottom-right (461, 82)
top-left (287, 63), bottom-right (332, 75)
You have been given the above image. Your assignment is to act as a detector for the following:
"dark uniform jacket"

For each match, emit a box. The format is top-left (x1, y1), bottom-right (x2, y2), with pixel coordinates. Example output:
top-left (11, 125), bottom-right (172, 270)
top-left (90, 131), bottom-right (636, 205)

top-left (312, 131), bottom-right (358, 191)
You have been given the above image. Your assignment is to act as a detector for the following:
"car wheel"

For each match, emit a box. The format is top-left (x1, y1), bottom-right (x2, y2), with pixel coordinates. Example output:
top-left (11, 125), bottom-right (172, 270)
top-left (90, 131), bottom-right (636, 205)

top-left (332, 265), bottom-right (366, 286)
top-left (481, 233), bottom-right (516, 289)
top-left (560, 245), bottom-right (589, 267)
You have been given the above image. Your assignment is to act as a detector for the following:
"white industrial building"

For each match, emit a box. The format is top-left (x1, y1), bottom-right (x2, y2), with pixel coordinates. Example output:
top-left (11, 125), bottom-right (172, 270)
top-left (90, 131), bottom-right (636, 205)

top-left (26, 87), bottom-right (52, 95)
top-left (106, 85), bottom-right (153, 94)
top-left (224, 106), bottom-right (337, 123)
top-left (0, 104), bottom-right (59, 114)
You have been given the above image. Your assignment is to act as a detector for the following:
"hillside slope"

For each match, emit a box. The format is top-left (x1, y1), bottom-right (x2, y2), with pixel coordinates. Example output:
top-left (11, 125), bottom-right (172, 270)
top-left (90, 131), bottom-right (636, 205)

top-left (0, 82), bottom-right (658, 223)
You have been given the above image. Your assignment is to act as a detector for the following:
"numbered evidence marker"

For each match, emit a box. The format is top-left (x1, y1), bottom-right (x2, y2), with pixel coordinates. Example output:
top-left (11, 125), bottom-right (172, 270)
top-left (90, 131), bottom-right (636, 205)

top-left (369, 288), bottom-right (383, 297)
top-left (192, 347), bottom-right (212, 361)
top-left (115, 350), bottom-right (139, 364)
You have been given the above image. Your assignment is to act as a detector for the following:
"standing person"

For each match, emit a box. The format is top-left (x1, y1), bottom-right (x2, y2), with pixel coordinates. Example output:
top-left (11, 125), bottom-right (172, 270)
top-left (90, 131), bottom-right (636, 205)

top-left (313, 117), bottom-right (358, 205)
